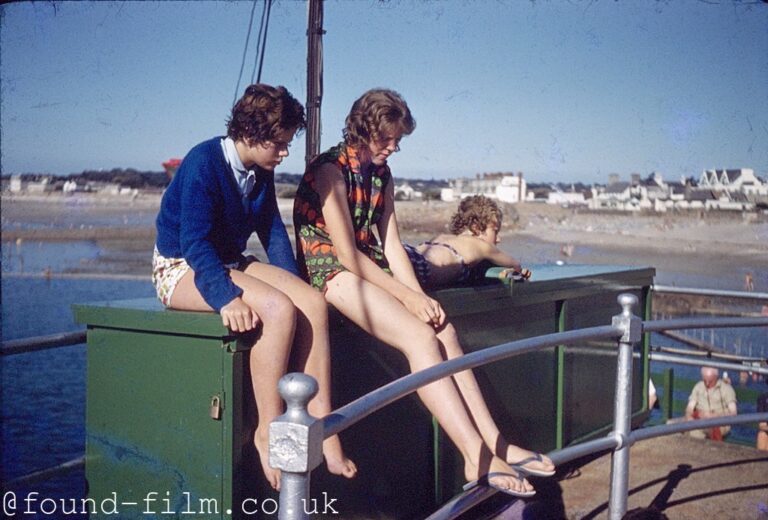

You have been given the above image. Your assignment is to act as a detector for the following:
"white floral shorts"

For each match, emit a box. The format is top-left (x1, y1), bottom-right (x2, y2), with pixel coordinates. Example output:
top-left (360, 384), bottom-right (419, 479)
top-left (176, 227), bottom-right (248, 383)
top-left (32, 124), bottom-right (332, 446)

top-left (152, 246), bottom-right (259, 307)
top-left (152, 246), bottom-right (191, 307)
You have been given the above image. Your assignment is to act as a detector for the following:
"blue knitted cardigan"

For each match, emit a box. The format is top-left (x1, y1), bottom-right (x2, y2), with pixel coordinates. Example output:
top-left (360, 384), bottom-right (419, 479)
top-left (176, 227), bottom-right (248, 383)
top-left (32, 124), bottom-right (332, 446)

top-left (155, 137), bottom-right (299, 311)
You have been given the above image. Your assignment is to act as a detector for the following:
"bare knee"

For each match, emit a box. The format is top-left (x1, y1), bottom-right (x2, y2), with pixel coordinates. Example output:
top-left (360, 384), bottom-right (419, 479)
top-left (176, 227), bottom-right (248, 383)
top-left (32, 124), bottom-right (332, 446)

top-left (245, 289), bottom-right (297, 328)
top-left (403, 322), bottom-right (441, 357)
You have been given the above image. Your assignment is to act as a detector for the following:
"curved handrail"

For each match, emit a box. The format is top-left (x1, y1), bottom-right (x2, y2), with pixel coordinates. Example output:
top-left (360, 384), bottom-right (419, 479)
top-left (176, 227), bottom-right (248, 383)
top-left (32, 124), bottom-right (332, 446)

top-left (325, 316), bottom-right (768, 439)
top-left (324, 325), bottom-right (621, 437)
top-left (630, 412), bottom-right (768, 443)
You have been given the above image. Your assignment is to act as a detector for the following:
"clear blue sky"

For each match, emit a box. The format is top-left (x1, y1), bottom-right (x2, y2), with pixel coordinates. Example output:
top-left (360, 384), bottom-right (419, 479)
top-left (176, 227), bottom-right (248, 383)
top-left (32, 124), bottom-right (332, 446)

top-left (1, 1), bottom-right (766, 183)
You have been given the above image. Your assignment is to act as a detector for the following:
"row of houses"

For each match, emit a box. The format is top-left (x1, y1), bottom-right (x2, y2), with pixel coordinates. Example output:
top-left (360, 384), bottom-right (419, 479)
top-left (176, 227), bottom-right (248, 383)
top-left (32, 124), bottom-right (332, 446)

top-left (432, 168), bottom-right (767, 212)
top-left (589, 169), bottom-right (767, 212)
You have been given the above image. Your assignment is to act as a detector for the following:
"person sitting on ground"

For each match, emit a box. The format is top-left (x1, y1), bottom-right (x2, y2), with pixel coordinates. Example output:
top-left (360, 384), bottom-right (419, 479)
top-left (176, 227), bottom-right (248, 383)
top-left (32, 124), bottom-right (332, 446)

top-left (153, 84), bottom-right (356, 489)
top-left (684, 366), bottom-right (737, 440)
top-left (294, 88), bottom-right (555, 498)
top-left (403, 195), bottom-right (531, 289)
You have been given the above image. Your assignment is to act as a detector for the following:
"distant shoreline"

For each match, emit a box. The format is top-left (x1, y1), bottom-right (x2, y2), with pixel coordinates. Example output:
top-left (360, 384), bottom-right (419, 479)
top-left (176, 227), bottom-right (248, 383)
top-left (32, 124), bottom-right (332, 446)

top-left (2, 192), bottom-right (767, 284)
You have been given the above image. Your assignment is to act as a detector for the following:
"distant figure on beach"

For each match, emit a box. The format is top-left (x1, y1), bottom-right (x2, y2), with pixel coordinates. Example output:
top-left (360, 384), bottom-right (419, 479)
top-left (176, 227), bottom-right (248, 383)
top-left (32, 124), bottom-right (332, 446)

top-left (153, 84), bottom-right (356, 489)
top-left (757, 374), bottom-right (768, 451)
top-left (402, 195), bottom-right (531, 289)
top-left (294, 88), bottom-right (553, 498)
top-left (684, 366), bottom-right (737, 440)
top-left (744, 272), bottom-right (754, 292)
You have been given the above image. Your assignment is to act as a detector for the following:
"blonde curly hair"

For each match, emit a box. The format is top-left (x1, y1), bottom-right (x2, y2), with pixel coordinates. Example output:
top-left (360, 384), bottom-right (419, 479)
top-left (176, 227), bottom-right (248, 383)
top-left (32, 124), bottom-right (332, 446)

top-left (449, 195), bottom-right (502, 235)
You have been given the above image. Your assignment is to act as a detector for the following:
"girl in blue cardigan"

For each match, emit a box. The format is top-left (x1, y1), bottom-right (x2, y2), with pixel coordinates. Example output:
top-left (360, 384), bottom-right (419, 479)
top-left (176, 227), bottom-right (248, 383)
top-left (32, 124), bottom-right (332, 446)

top-left (154, 84), bottom-right (356, 489)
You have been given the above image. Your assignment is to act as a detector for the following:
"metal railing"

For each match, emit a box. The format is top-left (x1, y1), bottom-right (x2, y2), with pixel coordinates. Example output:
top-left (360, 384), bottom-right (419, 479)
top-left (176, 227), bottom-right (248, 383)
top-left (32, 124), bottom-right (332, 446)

top-left (269, 294), bottom-right (768, 520)
top-left (1, 330), bottom-right (88, 488)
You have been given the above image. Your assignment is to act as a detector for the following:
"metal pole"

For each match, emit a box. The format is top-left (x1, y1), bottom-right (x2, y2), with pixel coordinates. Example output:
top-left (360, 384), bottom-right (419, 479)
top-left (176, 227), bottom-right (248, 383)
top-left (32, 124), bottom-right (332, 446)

top-left (608, 294), bottom-right (642, 520)
top-left (305, 0), bottom-right (323, 165)
top-left (662, 368), bottom-right (674, 422)
top-left (270, 373), bottom-right (324, 520)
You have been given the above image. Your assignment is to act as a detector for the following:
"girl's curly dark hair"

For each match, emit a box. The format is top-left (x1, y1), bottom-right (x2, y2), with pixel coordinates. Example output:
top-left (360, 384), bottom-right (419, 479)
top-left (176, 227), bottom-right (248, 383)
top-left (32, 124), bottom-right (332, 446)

top-left (449, 195), bottom-right (503, 235)
top-left (343, 89), bottom-right (415, 148)
top-left (227, 84), bottom-right (306, 143)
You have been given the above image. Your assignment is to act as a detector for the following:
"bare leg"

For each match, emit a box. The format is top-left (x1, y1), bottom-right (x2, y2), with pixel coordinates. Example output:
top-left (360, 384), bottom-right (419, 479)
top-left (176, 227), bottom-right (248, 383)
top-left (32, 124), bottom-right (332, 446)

top-left (436, 325), bottom-right (555, 475)
top-left (325, 272), bottom-right (532, 494)
top-left (172, 268), bottom-right (296, 490)
top-left (243, 263), bottom-right (357, 478)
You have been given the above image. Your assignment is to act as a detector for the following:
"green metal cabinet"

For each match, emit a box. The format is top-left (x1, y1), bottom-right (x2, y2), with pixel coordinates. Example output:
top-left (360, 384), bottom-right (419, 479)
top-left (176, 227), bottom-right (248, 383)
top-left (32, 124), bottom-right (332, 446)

top-left (73, 300), bottom-right (273, 519)
top-left (73, 264), bottom-right (654, 519)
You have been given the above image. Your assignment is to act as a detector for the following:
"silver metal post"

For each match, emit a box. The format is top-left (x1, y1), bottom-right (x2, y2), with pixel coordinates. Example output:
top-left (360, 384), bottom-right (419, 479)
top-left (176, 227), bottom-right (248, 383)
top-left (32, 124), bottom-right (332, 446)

top-left (608, 294), bottom-right (642, 520)
top-left (270, 373), bottom-right (324, 520)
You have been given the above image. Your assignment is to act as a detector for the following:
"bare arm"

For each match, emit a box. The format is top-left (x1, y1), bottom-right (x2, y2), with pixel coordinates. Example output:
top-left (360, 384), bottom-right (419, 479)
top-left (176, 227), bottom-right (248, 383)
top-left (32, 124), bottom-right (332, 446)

top-left (476, 241), bottom-right (523, 272)
top-left (379, 182), bottom-right (423, 292)
top-left (378, 182), bottom-right (446, 326)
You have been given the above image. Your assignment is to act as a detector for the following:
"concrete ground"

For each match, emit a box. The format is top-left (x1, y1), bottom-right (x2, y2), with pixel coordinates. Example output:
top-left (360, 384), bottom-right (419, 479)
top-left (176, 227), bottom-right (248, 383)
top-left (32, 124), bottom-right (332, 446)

top-left (478, 435), bottom-right (767, 519)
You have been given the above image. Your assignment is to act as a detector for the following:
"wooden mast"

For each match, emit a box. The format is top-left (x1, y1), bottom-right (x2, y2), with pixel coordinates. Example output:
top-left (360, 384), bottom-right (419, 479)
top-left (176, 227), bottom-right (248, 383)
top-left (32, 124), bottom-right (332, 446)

top-left (306, 0), bottom-right (324, 166)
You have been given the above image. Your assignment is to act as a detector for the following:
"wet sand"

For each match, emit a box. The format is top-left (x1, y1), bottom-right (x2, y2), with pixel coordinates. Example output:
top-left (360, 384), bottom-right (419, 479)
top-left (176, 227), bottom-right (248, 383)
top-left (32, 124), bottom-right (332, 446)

top-left (3, 193), bottom-right (767, 289)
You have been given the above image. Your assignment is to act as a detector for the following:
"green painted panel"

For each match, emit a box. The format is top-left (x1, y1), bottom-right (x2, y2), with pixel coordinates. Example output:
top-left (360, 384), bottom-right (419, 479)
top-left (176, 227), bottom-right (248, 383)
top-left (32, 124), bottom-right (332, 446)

top-left (86, 329), bottom-right (225, 517)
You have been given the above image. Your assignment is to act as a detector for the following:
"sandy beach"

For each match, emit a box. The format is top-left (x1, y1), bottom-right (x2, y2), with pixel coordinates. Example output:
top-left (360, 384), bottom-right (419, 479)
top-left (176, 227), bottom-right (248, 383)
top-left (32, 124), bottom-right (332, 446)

top-left (2, 192), bottom-right (767, 289)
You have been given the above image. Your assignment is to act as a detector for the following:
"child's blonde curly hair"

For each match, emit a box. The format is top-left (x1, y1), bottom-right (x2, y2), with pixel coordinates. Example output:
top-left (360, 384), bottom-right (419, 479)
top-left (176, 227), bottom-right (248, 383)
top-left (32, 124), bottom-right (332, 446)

top-left (449, 195), bottom-right (502, 235)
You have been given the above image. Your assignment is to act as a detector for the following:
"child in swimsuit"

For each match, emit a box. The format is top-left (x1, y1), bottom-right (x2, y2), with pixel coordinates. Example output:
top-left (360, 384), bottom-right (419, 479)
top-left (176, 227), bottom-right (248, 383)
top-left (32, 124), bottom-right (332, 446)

top-left (403, 195), bottom-right (531, 289)
top-left (293, 88), bottom-right (554, 498)
top-left (153, 84), bottom-right (356, 490)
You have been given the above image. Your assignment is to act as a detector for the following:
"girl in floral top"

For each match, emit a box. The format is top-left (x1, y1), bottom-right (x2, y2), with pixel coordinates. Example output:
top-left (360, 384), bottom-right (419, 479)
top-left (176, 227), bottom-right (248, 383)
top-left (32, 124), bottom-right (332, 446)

top-left (294, 89), bottom-right (553, 497)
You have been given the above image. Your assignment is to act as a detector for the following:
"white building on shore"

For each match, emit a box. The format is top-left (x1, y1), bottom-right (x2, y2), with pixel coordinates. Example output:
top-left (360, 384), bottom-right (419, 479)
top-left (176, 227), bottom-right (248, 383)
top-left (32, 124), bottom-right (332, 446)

top-left (442, 172), bottom-right (527, 203)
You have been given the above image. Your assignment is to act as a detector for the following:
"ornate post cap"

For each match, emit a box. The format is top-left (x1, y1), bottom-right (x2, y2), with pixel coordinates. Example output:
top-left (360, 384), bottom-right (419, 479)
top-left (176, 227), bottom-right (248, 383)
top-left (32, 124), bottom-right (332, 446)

top-left (269, 373), bottom-right (324, 473)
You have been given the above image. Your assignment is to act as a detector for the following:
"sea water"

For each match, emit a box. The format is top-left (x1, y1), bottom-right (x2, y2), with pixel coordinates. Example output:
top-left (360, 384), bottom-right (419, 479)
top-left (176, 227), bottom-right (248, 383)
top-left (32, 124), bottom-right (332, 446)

top-left (1, 274), bottom-right (154, 513)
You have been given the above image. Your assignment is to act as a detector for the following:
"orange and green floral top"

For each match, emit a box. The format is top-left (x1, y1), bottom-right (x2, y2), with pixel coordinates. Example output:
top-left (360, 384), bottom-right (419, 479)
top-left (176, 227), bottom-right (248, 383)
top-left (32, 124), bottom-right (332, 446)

top-left (293, 143), bottom-right (392, 291)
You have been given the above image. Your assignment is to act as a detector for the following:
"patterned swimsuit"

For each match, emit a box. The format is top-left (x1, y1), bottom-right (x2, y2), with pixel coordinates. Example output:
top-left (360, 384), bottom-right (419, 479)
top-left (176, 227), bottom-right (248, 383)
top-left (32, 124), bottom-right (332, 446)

top-left (404, 241), bottom-right (474, 288)
top-left (294, 143), bottom-right (392, 291)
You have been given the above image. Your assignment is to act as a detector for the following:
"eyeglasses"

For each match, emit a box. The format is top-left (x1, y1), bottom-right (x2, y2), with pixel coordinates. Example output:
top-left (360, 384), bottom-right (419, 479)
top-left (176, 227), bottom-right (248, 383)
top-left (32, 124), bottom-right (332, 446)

top-left (262, 139), bottom-right (292, 151)
top-left (376, 137), bottom-right (401, 153)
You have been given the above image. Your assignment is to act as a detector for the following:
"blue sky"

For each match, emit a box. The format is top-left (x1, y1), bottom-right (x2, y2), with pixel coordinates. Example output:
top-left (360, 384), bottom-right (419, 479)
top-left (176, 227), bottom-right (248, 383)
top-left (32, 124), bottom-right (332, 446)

top-left (1, 1), bottom-right (766, 183)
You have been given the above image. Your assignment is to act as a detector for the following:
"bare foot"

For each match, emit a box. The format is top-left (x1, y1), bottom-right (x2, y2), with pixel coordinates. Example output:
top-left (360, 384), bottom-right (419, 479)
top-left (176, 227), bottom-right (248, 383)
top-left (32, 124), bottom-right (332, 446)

top-left (465, 455), bottom-right (533, 496)
top-left (254, 427), bottom-right (281, 490)
top-left (323, 435), bottom-right (357, 478)
top-left (504, 445), bottom-right (555, 476)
